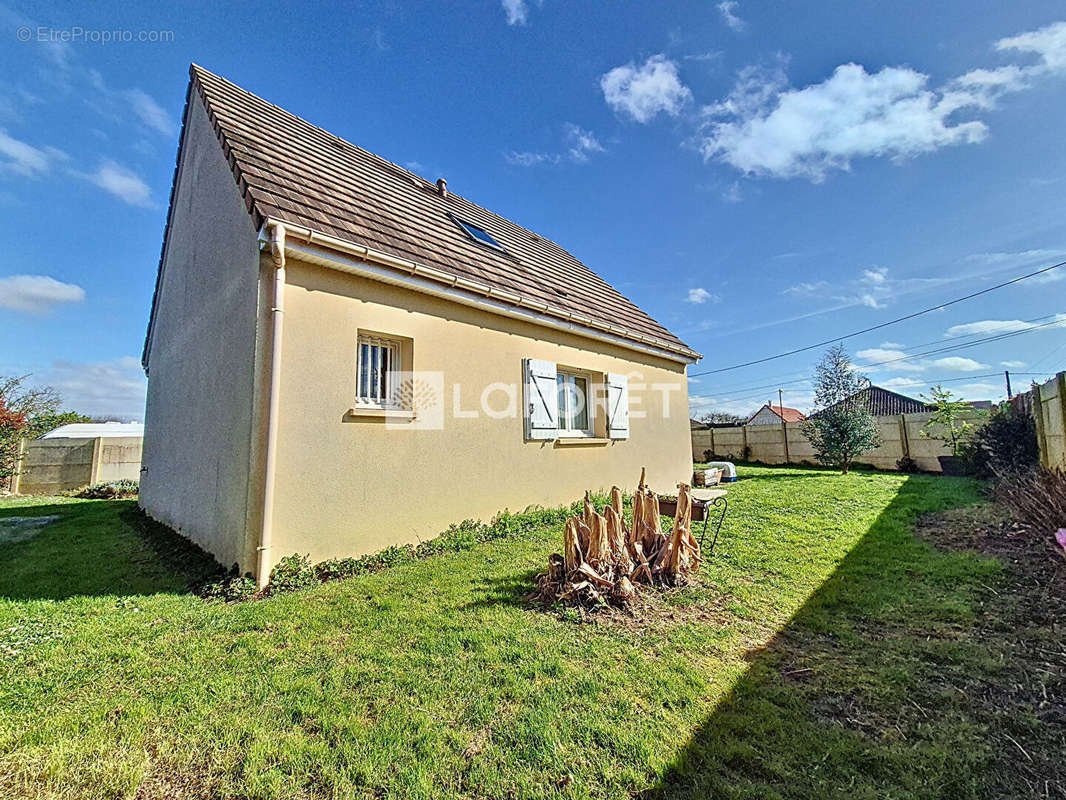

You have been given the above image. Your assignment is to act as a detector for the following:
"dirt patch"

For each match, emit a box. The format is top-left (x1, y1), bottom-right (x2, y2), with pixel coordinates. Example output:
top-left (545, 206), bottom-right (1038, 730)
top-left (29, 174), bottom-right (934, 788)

top-left (0, 515), bottom-right (60, 546)
top-left (900, 505), bottom-right (1064, 796)
top-left (543, 577), bottom-right (738, 634)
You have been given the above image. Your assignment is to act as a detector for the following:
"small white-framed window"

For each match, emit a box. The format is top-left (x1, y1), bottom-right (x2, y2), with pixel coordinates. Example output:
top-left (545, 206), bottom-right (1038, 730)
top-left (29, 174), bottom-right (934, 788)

top-left (556, 370), bottom-right (594, 437)
top-left (356, 334), bottom-right (402, 407)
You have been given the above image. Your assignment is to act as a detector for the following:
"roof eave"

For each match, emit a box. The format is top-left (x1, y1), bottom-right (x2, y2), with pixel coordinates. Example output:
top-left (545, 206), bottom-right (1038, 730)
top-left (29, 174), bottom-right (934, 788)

top-left (263, 218), bottom-right (701, 365)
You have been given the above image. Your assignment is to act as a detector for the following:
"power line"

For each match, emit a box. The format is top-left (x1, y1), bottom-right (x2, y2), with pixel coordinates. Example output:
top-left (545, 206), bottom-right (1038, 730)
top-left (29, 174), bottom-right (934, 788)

top-left (698, 311), bottom-right (1065, 396)
top-left (696, 320), bottom-right (1065, 404)
top-left (688, 371), bottom-right (1027, 412)
top-left (690, 259), bottom-right (1066, 377)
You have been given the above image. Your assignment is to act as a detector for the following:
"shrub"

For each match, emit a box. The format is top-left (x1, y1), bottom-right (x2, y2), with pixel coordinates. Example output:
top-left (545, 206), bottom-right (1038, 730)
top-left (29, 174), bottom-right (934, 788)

top-left (961, 402), bottom-right (1039, 478)
top-left (75, 479), bottom-right (139, 499)
top-left (268, 553), bottom-right (319, 593)
top-left (896, 456), bottom-right (920, 473)
top-left (995, 467), bottom-right (1066, 534)
top-left (200, 573), bottom-right (258, 603)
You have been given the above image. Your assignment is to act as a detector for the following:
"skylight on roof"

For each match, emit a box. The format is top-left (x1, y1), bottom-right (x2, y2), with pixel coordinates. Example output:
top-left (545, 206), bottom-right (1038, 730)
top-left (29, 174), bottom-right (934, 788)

top-left (451, 216), bottom-right (505, 251)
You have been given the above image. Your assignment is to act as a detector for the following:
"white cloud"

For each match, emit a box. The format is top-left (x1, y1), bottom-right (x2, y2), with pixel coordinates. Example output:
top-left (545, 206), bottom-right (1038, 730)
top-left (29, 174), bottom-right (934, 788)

top-left (686, 287), bottom-right (719, 304)
top-left (700, 62), bottom-right (988, 181)
top-left (564, 123), bottom-right (604, 162)
top-left (1001, 360), bottom-right (1026, 368)
top-left (505, 150), bottom-right (557, 167)
top-left (0, 274), bottom-right (85, 313)
top-left (784, 266), bottom-right (929, 313)
top-left (506, 123), bottom-right (604, 166)
top-left (699, 20), bottom-right (1066, 181)
top-left (963, 248), bottom-right (1066, 283)
top-left (930, 356), bottom-right (989, 371)
top-left (80, 160), bottom-right (153, 207)
top-left (953, 382), bottom-right (1002, 400)
top-left (856, 347), bottom-right (925, 371)
top-left (0, 129), bottom-right (66, 177)
top-left (39, 357), bottom-right (147, 419)
top-left (944, 314), bottom-right (1066, 336)
top-left (601, 54), bottom-right (692, 123)
top-left (124, 89), bottom-right (173, 136)
top-left (501, 0), bottom-right (527, 25)
top-left (997, 20), bottom-right (1066, 72)
top-left (880, 341), bottom-right (904, 349)
top-left (717, 1), bottom-right (745, 32)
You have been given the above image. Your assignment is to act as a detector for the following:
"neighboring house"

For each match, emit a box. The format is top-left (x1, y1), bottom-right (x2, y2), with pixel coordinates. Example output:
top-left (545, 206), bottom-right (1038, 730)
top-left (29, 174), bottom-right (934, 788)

top-left (140, 66), bottom-right (700, 585)
top-left (808, 385), bottom-right (927, 419)
top-left (39, 422), bottom-right (145, 439)
top-left (747, 404), bottom-right (806, 426)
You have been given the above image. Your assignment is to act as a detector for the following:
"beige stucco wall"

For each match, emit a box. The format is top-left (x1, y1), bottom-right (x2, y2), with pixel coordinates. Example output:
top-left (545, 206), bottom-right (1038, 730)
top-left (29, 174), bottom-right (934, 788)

top-left (140, 93), bottom-right (263, 570)
top-left (263, 257), bottom-right (693, 571)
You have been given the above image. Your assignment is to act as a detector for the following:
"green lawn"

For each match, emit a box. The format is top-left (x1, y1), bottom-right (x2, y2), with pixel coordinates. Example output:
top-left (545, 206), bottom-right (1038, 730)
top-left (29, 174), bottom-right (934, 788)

top-left (0, 467), bottom-right (1057, 799)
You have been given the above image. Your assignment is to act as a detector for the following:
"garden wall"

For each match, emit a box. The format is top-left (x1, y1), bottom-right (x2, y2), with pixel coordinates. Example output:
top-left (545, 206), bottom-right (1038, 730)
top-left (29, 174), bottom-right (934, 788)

top-left (8, 437), bottom-right (142, 495)
top-left (1017, 372), bottom-right (1065, 469)
top-left (692, 413), bottom-right (964, 472)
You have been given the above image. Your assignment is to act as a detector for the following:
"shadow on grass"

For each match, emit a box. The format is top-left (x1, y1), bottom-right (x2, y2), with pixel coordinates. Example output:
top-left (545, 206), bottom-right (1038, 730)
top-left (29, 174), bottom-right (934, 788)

top-left (634, 474), bottom-right (1030, 800)
top-left (462, 568), bottom-right (542, 611)
top-left (0, 500), bottom-right (221, 601)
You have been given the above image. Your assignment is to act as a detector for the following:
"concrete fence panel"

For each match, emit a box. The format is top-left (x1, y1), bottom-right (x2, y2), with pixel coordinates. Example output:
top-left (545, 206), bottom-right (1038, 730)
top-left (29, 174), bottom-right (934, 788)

top-left (9, 436), bottom-right (143, 495)
top-left (1028, 372), bottom-right (1066, 469)
top-left (692, 411), bottom-right (974, 472)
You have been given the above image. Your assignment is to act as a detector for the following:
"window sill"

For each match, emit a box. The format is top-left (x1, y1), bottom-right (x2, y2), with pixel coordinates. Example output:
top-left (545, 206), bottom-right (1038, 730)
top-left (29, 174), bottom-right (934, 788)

top-left (554, 437), bottom-right (610, 447)
top-left (345, 406), bottom-right (416, 421)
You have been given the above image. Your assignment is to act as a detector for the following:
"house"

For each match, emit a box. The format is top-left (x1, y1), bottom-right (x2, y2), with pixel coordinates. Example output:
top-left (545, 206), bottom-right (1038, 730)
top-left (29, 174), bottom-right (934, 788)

top-left (747, 404), bottom-right (806, 426)
top-left (140, 66), bottom-right (700, 585)
top-left (39, 422), bottom-right (145, 439)
top-left (808, 385), bottom-right (927, 419)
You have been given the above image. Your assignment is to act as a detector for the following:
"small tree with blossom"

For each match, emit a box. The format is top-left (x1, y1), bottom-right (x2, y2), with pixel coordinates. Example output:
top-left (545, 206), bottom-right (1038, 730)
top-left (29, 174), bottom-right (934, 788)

top-left (0, 397), bottom-right (28, 484)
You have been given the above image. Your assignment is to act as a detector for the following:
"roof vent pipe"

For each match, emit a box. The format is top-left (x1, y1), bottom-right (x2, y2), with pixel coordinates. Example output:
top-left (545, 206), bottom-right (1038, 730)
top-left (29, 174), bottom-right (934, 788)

top-left (436, 178), bottom-right (447, 198)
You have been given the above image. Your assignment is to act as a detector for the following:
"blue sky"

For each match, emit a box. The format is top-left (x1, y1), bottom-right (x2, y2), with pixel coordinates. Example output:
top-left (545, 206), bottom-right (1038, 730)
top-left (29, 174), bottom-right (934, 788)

top-left (2, 1), bottom-right (1065, 419)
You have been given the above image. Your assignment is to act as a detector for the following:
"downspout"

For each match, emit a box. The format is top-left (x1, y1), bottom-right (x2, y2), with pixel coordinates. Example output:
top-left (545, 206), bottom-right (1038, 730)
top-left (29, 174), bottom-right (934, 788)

top-left (257, 221), bottom-right (286, 588)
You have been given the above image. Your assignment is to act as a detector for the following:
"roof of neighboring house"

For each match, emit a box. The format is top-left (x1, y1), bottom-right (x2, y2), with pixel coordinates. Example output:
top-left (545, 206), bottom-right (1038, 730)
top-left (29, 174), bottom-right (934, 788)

top-left (809, 385), bottom-right (928, 419)
top-left (747, 404), bottom-right (806, 423)
top-left (39, 422), bottom-right (144, 439)
top-left (146, 65), bottom-right (698, 367)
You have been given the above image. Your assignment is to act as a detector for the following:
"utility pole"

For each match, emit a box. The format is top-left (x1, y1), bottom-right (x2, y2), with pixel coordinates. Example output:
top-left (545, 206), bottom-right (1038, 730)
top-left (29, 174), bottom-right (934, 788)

top-left (779, 387), bottom-right (790, 464)
top-left (1004, 370), bottom-right (1012, 398)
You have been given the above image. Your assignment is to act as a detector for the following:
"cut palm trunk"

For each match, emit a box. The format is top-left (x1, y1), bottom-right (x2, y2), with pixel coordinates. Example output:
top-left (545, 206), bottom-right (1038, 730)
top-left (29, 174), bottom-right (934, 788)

top-left (534, 469), bottom-right (701, 609)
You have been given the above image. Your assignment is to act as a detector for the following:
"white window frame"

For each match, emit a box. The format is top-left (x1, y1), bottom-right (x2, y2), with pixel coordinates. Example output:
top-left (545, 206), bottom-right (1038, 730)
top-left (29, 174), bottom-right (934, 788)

top-left (556, 369), bottom-right (595, 438)
top-left (355, 334), bottom-right (403, 409)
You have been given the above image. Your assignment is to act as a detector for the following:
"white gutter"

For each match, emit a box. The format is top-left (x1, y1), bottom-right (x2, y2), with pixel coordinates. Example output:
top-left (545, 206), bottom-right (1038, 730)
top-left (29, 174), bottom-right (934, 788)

top-left (256, 221), bottom-right (287, 588)
top-left (261, 217), bottom-right (700, 365)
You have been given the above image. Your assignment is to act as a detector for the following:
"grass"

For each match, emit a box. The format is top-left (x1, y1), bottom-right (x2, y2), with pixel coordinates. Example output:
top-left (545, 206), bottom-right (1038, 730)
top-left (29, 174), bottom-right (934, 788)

top-left (0, 467), bottom-right (1059, 799)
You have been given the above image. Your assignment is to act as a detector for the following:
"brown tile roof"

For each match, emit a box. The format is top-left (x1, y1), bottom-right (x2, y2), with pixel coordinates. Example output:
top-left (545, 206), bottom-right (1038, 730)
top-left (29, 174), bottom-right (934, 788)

top-left (153, 64), bottom-right (697, 363)
top-left (748, 404), bottom-right (806, 423)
